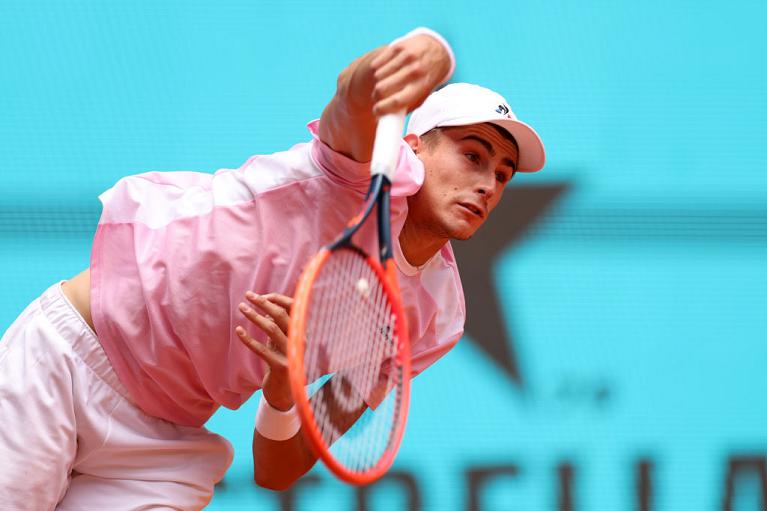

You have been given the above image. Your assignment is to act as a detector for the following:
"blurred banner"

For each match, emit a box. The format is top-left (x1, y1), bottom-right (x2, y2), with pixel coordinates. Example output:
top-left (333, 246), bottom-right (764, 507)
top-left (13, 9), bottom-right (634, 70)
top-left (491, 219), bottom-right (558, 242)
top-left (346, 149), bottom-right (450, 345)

top-left (2, 2), bottom-right (766, 509)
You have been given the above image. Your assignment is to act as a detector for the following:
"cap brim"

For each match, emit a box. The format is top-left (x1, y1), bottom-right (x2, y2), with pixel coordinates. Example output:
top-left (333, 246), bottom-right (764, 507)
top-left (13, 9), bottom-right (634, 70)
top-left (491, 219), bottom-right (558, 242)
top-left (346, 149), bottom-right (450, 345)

top-left (437, 117), bottom-right (546, 172)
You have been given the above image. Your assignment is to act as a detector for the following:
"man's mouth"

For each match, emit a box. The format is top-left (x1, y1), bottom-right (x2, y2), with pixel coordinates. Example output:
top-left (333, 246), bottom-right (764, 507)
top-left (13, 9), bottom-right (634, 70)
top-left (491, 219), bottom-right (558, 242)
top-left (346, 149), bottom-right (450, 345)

top-left (458, 202), bottom-right (485, 219)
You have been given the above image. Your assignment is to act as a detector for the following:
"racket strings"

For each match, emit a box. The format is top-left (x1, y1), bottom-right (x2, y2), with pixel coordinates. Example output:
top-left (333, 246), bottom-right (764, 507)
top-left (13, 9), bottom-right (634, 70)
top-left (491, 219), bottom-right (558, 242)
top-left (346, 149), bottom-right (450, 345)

top-left (302, 249), bottom-right (401, 472)
top-left (351, 269), bottom-right (392, 472)
top-left (362, 293), bottom-right (395, 469)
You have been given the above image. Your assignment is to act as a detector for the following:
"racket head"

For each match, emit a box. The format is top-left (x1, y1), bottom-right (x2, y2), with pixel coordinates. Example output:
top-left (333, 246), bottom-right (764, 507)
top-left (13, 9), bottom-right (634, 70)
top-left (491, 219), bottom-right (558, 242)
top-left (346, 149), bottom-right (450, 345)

top-left (288, 246), bottom-right (411, 485)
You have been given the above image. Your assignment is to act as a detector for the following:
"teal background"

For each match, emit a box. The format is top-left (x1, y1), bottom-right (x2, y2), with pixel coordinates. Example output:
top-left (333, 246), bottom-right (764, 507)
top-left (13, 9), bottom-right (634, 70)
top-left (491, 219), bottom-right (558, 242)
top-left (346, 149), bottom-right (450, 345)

top-left (2, 1), bottom-right (766, 509)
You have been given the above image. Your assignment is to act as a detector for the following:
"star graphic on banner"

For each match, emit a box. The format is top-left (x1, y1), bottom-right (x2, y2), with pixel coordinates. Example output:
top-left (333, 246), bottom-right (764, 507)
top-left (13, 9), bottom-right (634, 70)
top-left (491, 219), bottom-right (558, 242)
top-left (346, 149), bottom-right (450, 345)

top-left (451, 183), bottom-right (569, 388)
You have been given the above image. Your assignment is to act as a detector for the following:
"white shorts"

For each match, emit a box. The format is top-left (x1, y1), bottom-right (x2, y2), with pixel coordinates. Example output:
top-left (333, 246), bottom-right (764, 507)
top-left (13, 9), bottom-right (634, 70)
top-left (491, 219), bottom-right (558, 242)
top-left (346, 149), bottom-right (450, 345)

top-left (0, 283), bottom-right (234, 510)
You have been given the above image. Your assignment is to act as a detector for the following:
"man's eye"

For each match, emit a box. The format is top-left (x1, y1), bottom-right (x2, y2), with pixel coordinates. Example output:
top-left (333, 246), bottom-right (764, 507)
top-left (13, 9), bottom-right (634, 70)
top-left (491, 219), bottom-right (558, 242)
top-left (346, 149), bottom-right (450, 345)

top-left (465, 152), bottom-right (480, 164)
top-left (496, 172), bottom-right (510, 183)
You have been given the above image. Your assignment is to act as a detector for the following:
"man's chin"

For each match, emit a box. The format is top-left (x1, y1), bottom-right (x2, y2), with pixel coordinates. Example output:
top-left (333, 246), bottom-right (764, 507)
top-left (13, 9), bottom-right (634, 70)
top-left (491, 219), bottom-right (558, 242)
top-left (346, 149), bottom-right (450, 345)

top-left (440, 217), bottom-right (480, 241)
top-left (449, 226), bottom-right (478, 241)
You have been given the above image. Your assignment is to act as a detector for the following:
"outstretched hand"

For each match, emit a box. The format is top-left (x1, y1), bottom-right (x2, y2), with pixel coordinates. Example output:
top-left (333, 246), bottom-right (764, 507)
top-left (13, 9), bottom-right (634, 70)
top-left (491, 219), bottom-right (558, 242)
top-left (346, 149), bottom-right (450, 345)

top-left (236, 292), bottom-right (295, 411)
top-left (320, 30), bottom-right (452, 164)
top-left (369, 34), bottom-right (452, 116)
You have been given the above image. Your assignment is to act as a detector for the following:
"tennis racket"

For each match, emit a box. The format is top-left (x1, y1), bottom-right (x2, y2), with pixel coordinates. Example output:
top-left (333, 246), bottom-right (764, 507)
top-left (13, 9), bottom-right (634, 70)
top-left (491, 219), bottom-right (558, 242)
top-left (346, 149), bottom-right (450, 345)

top-left (287, 112), bottom-right (411, 485)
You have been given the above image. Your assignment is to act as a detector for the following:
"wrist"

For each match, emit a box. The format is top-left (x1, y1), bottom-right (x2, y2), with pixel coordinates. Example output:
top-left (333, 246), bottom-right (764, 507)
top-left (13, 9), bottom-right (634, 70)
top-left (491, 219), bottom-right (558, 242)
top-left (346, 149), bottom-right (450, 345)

top-left (335, 53), bottom-right (380, 118)
top-left (263, 384), bottom-right (295, 412)
top-left (255, 397), bottom-right (301, 441)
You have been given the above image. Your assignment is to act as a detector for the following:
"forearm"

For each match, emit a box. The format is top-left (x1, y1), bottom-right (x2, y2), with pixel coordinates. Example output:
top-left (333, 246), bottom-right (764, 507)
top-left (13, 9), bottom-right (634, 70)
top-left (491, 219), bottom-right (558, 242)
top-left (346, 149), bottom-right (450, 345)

top-left (250, 376), bottom-right (368, 490)
top-left (252, 428), bottom-right (317, 491)
top-left (319, 47), bottom-right (383, 163)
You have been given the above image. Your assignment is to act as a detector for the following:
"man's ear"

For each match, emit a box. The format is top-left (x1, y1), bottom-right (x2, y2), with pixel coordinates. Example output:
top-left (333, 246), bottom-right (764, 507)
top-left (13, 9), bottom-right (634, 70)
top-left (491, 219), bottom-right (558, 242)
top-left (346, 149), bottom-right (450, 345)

top-left (404, 133), bottom-right (421, 154)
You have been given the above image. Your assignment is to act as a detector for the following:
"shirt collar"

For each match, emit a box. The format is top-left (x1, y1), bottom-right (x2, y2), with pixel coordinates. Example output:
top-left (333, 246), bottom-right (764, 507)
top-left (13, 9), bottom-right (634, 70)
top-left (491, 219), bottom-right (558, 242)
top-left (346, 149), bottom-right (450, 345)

top-left (393, 235), bottom-right (439, 276)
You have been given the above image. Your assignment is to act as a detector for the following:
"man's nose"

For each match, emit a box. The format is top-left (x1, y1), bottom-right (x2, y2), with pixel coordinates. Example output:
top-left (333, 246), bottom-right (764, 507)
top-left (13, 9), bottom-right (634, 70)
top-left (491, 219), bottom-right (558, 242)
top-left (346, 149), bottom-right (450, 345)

top-left (476, 173), bottom-right (496, 199)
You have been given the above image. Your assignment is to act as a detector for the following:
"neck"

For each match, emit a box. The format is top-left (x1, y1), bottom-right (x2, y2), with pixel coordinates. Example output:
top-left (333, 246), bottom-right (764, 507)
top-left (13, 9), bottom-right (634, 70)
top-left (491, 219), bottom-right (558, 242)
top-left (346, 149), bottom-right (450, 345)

top-left (398, 216), bottom-right (447, 267)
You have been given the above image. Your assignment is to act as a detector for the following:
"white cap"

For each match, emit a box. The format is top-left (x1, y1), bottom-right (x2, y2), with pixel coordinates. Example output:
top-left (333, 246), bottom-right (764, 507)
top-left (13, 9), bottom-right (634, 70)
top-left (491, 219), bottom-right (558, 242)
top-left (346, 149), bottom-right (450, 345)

top-left (406, 83), bottom-right (546, 172)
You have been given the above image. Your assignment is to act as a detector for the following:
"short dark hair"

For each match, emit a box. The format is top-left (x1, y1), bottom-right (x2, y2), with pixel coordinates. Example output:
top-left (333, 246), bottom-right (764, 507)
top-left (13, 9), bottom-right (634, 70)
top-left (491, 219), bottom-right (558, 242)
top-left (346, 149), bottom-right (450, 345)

top-left (486, 123), bottom-right (519, 154)
top-left (419, 127), bottom-right (443, 150)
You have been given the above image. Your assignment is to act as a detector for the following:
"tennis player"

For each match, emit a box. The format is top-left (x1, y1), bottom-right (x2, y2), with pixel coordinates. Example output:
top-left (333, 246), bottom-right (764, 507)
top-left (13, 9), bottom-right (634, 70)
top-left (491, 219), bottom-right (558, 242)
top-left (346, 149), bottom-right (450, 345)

top-left (0, 28), bottom-right (544, 508)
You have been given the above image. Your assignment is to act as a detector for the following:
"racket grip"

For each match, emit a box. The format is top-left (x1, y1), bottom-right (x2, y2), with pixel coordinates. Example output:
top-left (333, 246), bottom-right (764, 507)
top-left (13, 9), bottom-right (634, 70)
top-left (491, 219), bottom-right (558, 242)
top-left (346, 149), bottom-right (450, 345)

top-left (370, 111), bottom-right (406, 180)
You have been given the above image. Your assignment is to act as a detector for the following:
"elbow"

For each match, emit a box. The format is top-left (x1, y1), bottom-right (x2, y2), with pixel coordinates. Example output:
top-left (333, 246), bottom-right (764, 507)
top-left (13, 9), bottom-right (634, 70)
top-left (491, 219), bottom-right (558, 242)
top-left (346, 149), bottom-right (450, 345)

top-left (253, 456), bottom-right (308, 491)
top-left (254, 470), bottom-right (299, 492)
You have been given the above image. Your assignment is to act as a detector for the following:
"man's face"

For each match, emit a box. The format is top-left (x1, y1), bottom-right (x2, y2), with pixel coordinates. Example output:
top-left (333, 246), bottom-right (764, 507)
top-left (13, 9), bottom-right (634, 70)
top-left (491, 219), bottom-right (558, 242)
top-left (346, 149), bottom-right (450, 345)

top-left (406, 123), bottom-right (519, 241)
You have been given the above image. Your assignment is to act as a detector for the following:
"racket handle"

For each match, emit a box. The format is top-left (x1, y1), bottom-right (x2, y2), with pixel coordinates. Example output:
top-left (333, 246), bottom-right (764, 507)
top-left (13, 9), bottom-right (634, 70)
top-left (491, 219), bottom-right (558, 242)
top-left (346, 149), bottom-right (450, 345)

top-left (370, 111), bottom-right (406, 180)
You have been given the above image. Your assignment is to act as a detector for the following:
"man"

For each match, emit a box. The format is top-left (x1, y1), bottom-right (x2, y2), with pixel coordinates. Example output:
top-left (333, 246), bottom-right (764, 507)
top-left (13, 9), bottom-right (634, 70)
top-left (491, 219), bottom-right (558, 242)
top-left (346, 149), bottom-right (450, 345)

top-left (0, 28), bottom-right (544, 509)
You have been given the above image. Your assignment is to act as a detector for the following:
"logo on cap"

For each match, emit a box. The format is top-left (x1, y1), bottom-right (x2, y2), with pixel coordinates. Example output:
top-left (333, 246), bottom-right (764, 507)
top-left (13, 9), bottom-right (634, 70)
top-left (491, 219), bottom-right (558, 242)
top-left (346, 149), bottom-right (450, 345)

top-left (496, 104), bottom-right (510, 116)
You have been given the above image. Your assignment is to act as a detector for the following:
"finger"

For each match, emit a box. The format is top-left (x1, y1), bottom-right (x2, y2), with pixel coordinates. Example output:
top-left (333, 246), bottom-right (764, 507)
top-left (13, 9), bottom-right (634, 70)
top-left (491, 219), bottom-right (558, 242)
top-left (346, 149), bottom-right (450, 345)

top-left (261, 292), bottom-right (294, 311)
top-left (245, 293), bottom-right (291, 334)
top-left (238, 300), bottom-right (269, 328)
top-left (373, 83), bottom-right (430, 117)
top-left (372, 47), bottom-right (413, 83)
top-left (239, 302), bottom-right (288, 354)
top-left (369, 45), bottom-right (398, 72)
top-left (373, 61), bottom-right (427, 103)
top-left (235, 325), bottom-right (286, 367)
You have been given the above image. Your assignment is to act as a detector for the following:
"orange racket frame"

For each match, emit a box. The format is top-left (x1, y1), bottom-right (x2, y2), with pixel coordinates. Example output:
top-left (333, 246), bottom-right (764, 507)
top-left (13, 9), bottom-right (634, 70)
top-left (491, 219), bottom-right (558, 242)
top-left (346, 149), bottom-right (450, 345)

top-left (287, 112), bottom-right (410, 485)
top-left (287, 246), bottom-right (411, 484)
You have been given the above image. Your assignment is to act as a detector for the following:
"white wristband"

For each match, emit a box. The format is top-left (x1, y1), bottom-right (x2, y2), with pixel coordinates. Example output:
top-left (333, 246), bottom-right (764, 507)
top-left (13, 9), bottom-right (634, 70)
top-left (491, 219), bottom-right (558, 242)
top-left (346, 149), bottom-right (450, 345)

top-left (390, 27), bottom-right (456, 84)
top-left (255, 398), bottom-right (301, 441)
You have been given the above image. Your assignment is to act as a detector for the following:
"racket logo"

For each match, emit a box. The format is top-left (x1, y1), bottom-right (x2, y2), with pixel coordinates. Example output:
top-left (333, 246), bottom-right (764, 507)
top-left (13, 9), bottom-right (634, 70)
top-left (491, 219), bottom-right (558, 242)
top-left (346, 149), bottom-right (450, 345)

top-left (379, 324), bottom-right (393, 343)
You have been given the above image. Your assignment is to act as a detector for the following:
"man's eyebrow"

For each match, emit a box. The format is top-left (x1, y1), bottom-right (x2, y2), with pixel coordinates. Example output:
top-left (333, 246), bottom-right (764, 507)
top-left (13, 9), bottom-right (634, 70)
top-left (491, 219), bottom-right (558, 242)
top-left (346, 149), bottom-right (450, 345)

top-left (460, 135), bottom-right (517, 171)
top-left (460, 135), bottom-right (494, 155)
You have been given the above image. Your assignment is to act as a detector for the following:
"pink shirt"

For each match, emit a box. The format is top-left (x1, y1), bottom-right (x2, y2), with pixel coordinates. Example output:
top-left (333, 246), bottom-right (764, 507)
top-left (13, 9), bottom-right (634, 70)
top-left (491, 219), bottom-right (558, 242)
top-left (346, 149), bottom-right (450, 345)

top-left (90, 121), bottom-right (466, 427)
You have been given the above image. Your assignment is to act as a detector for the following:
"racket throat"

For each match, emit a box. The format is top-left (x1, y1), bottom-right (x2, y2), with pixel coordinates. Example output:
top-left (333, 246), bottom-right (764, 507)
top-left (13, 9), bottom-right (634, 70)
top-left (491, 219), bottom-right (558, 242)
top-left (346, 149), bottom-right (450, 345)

top-left (328, 174), bottom-right (391, 253)
top-left (376, 178), bottom-right (393, 262)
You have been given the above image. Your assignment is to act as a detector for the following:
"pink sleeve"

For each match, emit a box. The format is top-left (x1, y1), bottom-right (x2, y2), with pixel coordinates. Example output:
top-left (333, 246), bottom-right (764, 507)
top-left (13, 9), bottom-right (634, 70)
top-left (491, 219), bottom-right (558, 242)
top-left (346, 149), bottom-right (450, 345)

top-left (410, 330), bottom-right (462, 378)
top-left (307, 120), bottom-right (424, 198)
top-left (364, 330), bottom-right (462, 411)
top-left (409, 243), bottom-right (466, 378)
top-left (366, 258), bottom-right (465, 409)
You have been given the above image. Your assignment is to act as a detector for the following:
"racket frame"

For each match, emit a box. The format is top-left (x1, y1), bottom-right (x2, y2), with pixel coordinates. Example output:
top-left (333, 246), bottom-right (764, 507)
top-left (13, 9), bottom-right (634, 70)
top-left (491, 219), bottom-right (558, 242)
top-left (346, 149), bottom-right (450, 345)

top-left (287, 172), bottom-right (412, 485)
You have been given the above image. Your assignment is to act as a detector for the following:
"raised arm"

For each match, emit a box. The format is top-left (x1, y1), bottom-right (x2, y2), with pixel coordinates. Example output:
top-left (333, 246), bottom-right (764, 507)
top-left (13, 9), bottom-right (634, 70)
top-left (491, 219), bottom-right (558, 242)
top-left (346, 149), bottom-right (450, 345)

top-left (319, 28), bottom-right (454, 163)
